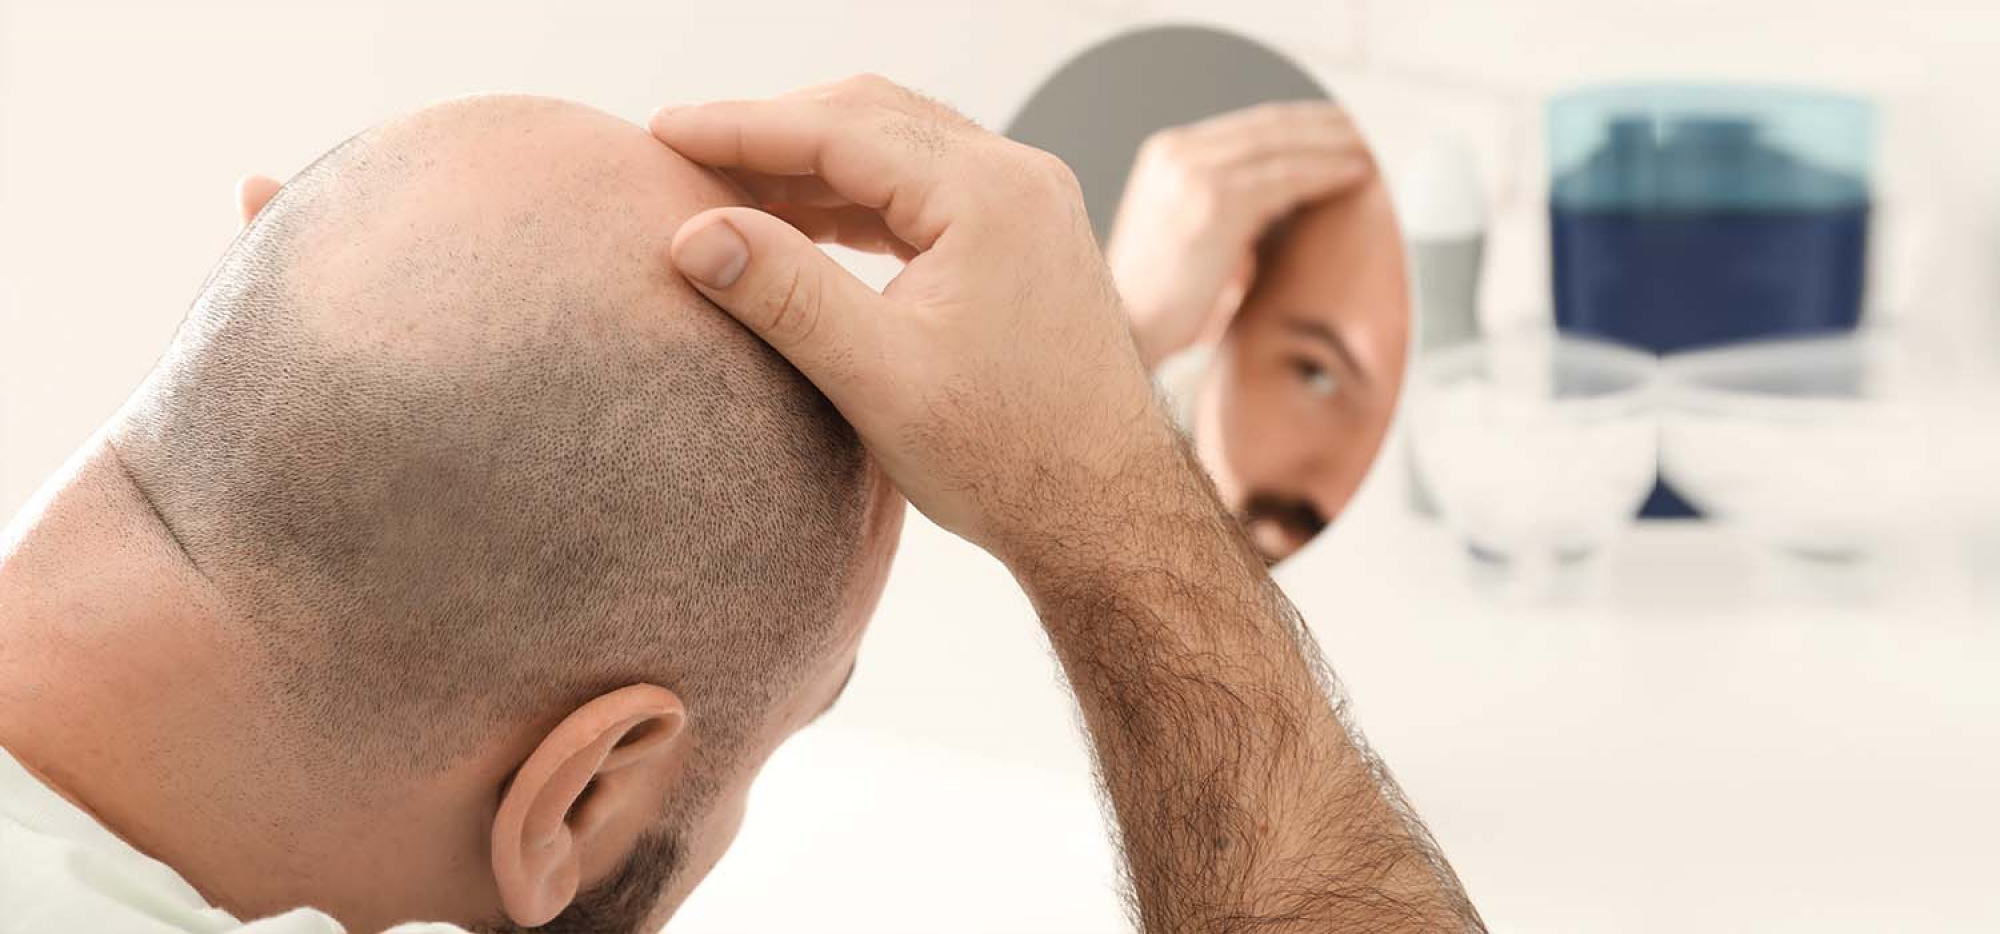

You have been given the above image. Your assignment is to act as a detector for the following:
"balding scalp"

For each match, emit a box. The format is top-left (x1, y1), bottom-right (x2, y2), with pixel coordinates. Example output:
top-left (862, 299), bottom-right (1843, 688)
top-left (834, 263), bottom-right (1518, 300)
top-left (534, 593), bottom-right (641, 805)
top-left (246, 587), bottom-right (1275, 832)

top-left (112, 97), bottom-right (871, 773)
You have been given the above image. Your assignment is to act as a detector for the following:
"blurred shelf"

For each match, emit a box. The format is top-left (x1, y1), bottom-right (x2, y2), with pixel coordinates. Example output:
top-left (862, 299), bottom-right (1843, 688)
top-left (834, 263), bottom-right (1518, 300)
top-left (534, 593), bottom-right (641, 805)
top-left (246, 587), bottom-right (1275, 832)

top-left (1280, 517), bottom-right (2000, 933)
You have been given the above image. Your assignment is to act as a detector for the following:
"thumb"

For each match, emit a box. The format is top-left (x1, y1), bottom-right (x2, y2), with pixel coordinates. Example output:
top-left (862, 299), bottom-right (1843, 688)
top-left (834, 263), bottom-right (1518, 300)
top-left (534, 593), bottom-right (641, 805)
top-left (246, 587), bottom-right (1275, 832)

top-left (670, 206), bottom-right (888, 407)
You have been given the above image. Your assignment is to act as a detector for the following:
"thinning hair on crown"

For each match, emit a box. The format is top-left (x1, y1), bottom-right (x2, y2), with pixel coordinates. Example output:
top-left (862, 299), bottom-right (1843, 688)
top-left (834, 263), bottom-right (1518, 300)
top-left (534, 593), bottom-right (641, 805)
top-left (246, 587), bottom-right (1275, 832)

top-left (112, 97), bottom-right (873, 775)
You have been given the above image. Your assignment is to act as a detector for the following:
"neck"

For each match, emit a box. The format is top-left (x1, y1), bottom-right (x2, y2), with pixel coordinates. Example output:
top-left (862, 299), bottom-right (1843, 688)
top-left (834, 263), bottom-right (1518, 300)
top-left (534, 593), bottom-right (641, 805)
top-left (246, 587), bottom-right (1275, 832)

top-left (0, 435), bottom-right (514, 931)
top-left (0, 439), bottom-right (359, 919)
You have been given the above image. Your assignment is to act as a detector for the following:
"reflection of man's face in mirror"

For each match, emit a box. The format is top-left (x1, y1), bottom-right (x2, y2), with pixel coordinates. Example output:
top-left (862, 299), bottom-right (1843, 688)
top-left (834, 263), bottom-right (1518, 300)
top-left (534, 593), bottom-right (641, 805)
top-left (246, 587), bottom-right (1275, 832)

top-left (1193, 178), bottom-right (1409, 563)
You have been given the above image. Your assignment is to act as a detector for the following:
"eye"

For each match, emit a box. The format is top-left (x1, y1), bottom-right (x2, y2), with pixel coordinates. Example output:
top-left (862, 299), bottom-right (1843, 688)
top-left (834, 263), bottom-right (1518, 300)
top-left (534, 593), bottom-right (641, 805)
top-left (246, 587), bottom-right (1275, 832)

top-left (1288, 357), bottom-right (1337, 397)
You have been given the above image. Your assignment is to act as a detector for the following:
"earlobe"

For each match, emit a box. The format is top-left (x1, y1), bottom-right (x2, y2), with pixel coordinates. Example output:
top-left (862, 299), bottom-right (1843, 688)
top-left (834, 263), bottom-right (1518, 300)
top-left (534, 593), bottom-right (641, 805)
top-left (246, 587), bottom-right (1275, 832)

top-left (490, 684), bottom-right (687, 927)
top-left (235, 174), bottom-right (283, 227)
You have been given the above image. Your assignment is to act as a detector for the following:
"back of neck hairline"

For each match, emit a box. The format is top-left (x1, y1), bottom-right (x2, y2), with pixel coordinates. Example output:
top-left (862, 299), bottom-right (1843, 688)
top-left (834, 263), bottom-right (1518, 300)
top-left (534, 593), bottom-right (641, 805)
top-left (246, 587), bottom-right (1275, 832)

top-left (0, 436), bottom-right (281, 906)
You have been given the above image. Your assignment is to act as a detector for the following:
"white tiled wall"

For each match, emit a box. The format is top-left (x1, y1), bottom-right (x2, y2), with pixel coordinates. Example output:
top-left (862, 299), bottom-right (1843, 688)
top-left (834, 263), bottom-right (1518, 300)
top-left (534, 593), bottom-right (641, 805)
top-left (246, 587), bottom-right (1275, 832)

top-left (3, 0), bottom-right (1994, 516)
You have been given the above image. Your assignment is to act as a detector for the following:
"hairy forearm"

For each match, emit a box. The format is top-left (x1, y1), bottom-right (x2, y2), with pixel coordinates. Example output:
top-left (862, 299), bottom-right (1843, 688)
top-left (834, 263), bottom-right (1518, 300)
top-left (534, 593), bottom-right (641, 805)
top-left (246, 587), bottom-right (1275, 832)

top-left (1014, 441), bottom-right (1481, 934)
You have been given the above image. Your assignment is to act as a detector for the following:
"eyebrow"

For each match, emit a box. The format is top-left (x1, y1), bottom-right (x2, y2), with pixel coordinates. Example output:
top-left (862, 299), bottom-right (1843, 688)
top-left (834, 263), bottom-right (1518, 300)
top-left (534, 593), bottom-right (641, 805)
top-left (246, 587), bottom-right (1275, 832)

top-left (813, 660), bottom-right (859, 725)
top-left (1279, 315), bottom-right (1367, 384)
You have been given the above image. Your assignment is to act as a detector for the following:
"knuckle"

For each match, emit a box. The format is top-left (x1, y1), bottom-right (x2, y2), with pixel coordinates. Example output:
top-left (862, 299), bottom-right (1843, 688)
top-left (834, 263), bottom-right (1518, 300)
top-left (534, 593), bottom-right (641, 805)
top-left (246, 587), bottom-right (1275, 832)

top-left (1141, 127), bottom-right (1186, 159)
top-left (762, 266), bottom-right (823, 346)
top-left (892, 111), bottom-right (958, 158)
top-left (990, 146), bottom-right (1084, 213)
top-left (1027, 149), bottom-right (1082, 195)
top-left (833, 72), bottom-right (902, 105)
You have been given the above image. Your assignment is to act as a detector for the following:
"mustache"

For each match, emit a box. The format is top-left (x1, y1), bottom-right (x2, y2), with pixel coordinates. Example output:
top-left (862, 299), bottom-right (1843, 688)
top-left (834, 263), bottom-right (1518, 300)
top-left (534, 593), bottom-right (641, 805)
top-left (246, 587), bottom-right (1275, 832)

top-left (1237, 492), bottom-right (1326, 541)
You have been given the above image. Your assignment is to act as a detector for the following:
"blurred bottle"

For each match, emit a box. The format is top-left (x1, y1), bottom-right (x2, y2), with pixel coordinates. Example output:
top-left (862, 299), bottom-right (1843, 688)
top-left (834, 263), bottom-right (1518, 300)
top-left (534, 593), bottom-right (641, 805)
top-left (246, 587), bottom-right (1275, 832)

top-left (1548, 84), bottom-right (1876, 517)
top-left (1398, 137), bottom-right (1487, 516)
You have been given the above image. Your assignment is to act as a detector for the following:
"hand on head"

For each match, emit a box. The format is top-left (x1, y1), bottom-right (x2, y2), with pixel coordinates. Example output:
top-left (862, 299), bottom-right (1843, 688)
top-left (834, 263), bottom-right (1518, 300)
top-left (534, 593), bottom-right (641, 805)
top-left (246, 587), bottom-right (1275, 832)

top-left (646, 79), bottom-right (1479, 934)
top-left (652, 75), bottom-right (1186, 568)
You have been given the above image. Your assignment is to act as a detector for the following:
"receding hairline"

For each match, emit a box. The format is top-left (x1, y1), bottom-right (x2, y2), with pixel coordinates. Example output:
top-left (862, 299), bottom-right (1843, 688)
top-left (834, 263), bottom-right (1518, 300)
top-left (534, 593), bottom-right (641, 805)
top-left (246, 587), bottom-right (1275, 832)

top-left (260, 94), bottom-right (751, 350)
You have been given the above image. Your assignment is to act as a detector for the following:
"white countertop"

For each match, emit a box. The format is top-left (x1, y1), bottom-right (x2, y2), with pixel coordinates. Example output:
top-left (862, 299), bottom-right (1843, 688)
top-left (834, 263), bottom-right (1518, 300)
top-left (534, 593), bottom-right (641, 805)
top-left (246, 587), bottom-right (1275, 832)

top-left (676, 502), bottom-right (2000, 933)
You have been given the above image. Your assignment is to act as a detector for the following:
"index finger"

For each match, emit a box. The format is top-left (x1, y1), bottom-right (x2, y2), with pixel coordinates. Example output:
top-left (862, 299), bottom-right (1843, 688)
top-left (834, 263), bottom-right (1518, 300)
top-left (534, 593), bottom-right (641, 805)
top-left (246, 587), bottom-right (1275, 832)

top-left (651, 99), bottom-right (961, 251)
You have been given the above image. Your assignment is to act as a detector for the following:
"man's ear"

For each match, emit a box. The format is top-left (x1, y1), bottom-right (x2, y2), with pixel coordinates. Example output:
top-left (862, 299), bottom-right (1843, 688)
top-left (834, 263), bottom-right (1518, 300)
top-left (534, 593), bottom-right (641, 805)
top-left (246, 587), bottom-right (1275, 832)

top-left (491, 684), bottom-right (688, 928)
top-left (235, 174), bottom-right (283, 227)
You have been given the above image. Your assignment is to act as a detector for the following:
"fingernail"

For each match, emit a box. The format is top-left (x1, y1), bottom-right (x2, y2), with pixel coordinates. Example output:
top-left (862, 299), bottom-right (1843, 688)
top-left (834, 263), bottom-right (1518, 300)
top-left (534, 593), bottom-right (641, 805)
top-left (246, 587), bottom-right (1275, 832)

top-left (675, 218), bottom-right (749, 289)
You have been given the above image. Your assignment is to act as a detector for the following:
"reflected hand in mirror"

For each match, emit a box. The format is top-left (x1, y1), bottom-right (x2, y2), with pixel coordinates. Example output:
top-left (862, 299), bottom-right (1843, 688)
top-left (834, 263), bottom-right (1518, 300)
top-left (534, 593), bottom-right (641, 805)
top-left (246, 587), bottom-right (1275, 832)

top-left (1107, 101), bottom-right (1372, 369)
top-left (1107, 103), bottom-right (1407, 564)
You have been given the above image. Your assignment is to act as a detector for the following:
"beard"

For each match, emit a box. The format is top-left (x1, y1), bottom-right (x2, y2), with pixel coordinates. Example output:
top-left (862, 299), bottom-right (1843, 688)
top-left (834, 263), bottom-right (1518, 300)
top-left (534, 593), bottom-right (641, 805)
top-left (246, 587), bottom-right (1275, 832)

top-left (472, 826), bottom-right (684, 934)
top-left (1236, 491), bottom-right (1327, 564)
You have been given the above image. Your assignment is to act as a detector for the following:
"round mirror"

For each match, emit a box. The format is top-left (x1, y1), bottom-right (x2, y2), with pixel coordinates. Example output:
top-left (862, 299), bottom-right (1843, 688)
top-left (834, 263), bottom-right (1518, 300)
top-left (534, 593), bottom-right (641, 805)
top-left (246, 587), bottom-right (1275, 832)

top-left (1008, 25), bottom-right (1413, 564)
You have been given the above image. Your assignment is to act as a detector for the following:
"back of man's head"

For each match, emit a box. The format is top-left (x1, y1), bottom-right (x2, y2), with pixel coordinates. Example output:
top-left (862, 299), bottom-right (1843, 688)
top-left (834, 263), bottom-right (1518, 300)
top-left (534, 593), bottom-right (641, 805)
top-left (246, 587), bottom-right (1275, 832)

top-left (113, 95), bottom-right (873, 781)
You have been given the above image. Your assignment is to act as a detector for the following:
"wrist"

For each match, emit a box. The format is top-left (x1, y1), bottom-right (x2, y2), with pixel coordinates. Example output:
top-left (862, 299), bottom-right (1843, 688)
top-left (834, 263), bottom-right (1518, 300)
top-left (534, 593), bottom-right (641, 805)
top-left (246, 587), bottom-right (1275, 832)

top-left (997, 427), bottom-right (1254, 619)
